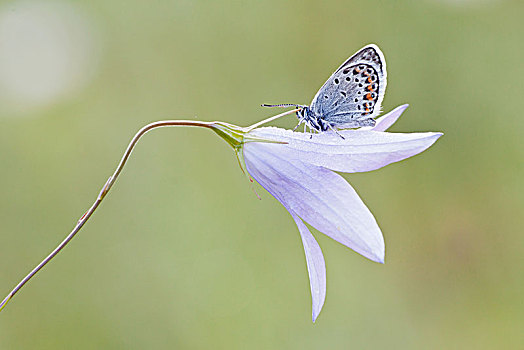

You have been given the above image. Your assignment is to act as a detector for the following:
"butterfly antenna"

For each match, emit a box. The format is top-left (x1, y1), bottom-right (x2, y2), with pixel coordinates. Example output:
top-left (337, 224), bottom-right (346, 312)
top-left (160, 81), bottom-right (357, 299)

top-left (261, 103), bottom-right (303, 108)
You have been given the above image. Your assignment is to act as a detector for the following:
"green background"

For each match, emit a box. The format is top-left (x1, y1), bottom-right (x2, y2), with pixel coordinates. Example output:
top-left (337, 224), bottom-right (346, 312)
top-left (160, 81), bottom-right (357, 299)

top-left (0, 0), bottom-right (522, 348)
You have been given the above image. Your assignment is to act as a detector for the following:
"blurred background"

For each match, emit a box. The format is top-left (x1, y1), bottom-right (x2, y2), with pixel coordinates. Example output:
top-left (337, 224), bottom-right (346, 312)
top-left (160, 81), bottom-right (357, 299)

top-left (0, 0), bottom-right (522, 348)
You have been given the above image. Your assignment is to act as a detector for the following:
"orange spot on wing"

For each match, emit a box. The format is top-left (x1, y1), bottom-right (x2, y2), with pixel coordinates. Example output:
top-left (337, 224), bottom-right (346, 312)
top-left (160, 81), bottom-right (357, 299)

top-left (366, 93), bottom-right (373, 100)
top-left (367, 85), bottom-right (374, 91)
top-left (367, 77), bottom-right (372, 83)
top-left (366, 108), bottom-right (370, 113)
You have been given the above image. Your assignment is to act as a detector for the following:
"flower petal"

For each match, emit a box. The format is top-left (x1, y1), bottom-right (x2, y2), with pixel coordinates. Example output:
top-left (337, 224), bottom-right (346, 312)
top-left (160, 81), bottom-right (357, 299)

top-left (244, 145), bottom-right (385, 263)
top-left (367, 104), bottom-right (409, 132)
top-left (249, 127), bottom-right (442, 173)
top-left (287, 209), bottom-right (326, 322)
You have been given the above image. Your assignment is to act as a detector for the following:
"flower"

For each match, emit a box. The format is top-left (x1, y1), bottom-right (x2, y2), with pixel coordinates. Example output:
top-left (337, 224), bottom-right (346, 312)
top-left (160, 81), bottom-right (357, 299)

top-left (0, 104), bottom-right (441, 317)
top-left (242, 105), bottom-right (442, 321)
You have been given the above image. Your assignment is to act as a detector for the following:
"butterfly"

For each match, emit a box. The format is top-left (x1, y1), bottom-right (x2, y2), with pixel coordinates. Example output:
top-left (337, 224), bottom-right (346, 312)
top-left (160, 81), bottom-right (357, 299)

top-left (263, 44), bottom-right (387, 137)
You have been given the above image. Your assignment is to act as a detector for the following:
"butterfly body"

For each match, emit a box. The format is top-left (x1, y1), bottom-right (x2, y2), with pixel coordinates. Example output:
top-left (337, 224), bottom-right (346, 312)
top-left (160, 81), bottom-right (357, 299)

top-left (264, 44), bottom-right (387, 133)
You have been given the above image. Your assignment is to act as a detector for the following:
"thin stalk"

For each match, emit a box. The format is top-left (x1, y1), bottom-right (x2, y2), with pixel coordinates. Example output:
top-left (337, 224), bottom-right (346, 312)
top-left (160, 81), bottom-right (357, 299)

top-left (0, 120), bottom-right (216, 312)
top-left (246, 108), bottom-right (299, 131)
top-left (0, 106), bottom-right (301, 312)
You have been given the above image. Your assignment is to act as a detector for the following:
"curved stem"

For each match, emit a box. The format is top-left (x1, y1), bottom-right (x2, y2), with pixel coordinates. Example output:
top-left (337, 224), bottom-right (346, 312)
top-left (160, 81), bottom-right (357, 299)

top-left (0, 120), bottom-right (216, 312)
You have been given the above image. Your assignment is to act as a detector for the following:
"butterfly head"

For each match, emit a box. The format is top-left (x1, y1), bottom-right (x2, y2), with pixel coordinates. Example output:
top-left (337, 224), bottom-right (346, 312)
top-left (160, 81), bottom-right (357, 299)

top-left (297, 106), bottom-right (322, 132)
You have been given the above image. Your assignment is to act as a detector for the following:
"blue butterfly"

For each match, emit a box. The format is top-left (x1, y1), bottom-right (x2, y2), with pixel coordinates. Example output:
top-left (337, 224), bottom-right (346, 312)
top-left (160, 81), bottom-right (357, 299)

top-left (263, 44), bottom-right (387, 136)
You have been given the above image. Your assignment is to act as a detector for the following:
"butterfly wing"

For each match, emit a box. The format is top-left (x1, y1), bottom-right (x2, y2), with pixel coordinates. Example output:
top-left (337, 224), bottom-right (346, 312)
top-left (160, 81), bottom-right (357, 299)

top-left (309, 44), bottom-right (387, 129)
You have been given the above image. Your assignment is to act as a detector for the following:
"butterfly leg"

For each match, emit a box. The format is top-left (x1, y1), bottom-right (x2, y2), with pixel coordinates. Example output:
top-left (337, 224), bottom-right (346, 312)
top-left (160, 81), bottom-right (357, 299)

top-left (293, 118), bottom-right (304, 132)
top-left (328, 124), bottom-right (345, 140)
top-left (303, 123), bottom-right (313, 139)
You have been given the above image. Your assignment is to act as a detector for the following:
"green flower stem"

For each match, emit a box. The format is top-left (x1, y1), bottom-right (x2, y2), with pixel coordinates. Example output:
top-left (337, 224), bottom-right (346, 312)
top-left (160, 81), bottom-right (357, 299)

top-left (0, 108), bottom-right (300, 313)
top-left (0, 120), bottom-right (221, 312)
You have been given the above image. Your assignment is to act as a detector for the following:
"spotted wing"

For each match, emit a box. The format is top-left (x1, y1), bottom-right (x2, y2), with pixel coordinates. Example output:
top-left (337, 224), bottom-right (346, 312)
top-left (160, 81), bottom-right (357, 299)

top-left (309, 44), bottom-right (387, 129)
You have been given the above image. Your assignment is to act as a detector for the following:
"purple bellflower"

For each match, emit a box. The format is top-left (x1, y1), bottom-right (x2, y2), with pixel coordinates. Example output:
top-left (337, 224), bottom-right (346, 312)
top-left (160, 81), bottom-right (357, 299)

top-left (0, 104), bottom-right (441, 319)
top-left (242, 104), bottom-right (442, 321)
